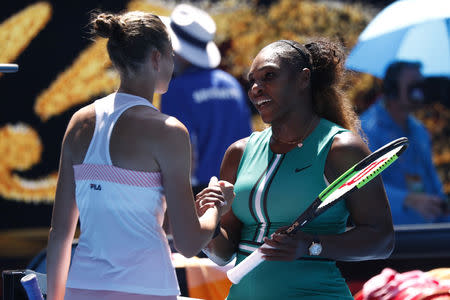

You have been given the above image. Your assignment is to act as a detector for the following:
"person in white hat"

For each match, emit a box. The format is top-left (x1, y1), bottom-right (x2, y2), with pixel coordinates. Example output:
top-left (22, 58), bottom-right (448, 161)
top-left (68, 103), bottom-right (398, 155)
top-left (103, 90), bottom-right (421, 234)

top-left (161, 4), bottom-right (252, 195)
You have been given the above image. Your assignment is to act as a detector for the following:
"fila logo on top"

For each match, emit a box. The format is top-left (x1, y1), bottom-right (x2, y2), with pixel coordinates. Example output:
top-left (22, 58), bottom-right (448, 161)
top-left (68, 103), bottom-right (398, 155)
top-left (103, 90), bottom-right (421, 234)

top-left (90, 183), bottom-right (102, 191)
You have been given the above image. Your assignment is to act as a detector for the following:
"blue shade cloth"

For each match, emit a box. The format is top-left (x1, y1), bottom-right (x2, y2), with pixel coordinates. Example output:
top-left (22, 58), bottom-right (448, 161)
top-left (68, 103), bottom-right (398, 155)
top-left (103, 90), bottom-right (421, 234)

top-left (360, 99), bottom-right (449, 225)
top-left (345, 0), bottom-right (450, 78)
top-left (161, 66), bottom-right (252, 186)
top-left (346, 18), bottom-right (450, 78)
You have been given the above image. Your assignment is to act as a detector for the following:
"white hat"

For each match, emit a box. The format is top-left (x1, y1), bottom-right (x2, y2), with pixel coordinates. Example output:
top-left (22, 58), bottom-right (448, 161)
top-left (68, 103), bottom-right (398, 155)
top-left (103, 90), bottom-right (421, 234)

top-left (161, 4), bottom-right (221, 69)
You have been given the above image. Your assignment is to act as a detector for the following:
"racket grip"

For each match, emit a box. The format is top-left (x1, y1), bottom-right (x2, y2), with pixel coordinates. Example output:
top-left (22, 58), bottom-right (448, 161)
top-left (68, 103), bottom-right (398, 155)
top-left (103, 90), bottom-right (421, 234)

top-left (227, 244), bottom-right (271, 284)
top-left (20, 273), bottom-right (44, 300)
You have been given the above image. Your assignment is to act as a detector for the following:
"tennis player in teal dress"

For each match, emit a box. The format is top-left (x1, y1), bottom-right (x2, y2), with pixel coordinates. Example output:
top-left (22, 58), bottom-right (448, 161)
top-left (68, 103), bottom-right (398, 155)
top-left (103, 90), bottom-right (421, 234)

top-left (197, 39), bottom-right (395, 299)
top-left (229, 120), bottom-right (352, 299)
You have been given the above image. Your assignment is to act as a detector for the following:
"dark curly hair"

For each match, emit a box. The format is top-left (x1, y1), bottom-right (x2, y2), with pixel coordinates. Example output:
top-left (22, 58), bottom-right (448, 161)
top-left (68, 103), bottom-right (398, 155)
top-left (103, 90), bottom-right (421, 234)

top-left (272, 39), bottom-right (361, 135)
top-left (90, 11), bottom-right (171, 77)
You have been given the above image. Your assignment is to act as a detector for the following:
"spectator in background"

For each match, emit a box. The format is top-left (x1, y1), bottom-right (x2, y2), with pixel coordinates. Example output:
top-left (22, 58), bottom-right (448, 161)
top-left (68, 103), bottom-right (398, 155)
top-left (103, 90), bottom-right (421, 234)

top-left (160, 4), bottom-right (252, 194)
top-left (360, 61), bottom-right (449, 225)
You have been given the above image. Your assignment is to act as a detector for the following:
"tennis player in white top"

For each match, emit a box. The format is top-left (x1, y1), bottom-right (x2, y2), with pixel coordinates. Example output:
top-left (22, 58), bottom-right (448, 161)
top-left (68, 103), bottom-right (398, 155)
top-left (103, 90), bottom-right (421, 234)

top-left (46, 11), bottom-right (234, 300)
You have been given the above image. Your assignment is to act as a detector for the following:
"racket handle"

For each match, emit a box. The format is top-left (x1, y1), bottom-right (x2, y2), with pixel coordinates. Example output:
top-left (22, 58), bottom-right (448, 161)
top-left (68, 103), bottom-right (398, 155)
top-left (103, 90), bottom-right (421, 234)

top-left (20, 273), bottom-right (44, 300)
top-left (227, 244), bottom-right (272, 284)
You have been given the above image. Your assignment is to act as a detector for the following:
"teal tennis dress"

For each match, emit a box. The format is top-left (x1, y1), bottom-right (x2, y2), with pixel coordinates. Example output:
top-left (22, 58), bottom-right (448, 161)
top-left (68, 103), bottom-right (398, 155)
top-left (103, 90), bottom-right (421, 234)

top-left (227, 119), bottom-right (353, 300)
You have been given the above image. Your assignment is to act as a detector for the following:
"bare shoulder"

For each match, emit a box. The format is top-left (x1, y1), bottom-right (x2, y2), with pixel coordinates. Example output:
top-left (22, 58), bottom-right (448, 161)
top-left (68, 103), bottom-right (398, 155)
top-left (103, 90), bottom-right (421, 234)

top-left (153, 113), bottom-right (190, 143)
top-left (220, 137), bottom-right (249, 183)
top-left (223, 137), bottom-right (249, 167)
top-left (72, 104), bottom-right (95, 122)
top-left (127, 108), bottom-right (189, 142)
top-left (140, 113), bottom-right (191, 157)
top-left (227, 137), bottom-right (249, 156)
top-left (61, 104), bottom-right (96, 162)
top-left (326, 131), bottom-right (371, 181)
top-left (329, 131), bottom-right (370, 160)
top-left (63, 104), bottom-right (96, 143)
top-left (66, 104), bottom-right (95, 135)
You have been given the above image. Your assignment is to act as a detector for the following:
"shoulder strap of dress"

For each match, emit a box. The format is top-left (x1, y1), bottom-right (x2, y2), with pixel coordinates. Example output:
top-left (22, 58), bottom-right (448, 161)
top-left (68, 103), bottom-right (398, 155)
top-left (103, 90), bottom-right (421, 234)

top-left (235, 128), bottom-right (271, 176)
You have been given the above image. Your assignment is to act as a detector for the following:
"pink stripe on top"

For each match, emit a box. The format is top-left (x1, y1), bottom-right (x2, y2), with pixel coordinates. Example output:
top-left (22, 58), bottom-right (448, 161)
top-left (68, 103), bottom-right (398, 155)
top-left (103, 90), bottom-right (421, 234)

top-left (74, 164), bottom-right (162, 188)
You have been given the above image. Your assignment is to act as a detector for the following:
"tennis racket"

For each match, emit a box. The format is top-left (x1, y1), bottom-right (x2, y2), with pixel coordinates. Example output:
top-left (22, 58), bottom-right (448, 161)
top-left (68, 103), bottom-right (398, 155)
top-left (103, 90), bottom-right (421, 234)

top-left (20, 273), bottom-right (44, 300)
top-left (0, 63), bottom-right (19, 73)
top-left (227, 137), bottom-right (409, 284)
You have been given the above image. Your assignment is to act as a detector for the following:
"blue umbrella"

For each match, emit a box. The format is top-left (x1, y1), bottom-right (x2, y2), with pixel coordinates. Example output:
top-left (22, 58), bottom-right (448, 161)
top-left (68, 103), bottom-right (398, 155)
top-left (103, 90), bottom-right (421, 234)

top-left (346, 0), bottom-right (450, 78)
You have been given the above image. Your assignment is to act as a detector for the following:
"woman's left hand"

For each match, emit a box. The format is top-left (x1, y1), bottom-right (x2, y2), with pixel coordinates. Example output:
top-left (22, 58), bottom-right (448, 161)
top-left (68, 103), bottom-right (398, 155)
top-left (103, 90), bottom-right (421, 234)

top-left (260, 226), bottom-right (311, 261)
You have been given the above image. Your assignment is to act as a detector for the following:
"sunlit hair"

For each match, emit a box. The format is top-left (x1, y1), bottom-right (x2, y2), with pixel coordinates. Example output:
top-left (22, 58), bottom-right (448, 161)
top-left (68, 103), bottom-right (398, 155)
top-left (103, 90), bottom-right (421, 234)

top-left (272, 39), bottom-right (361, 136)
top-left (91, 11), bottom-right (171, 77)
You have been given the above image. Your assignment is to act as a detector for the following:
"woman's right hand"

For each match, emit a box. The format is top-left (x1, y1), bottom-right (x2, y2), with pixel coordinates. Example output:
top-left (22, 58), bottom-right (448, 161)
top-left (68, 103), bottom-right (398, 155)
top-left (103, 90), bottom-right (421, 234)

top-left (195, 176), bottom-right (235, 217)
top-left (404, 192), bottom-right (446, 220)
top-left (260, 226), bottom-right (311, 261)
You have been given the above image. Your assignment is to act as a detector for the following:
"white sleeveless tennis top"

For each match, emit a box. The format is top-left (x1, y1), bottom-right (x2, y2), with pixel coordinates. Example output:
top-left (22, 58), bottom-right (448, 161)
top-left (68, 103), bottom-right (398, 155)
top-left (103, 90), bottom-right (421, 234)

top-left (66, 92), bottom-right (180, 296)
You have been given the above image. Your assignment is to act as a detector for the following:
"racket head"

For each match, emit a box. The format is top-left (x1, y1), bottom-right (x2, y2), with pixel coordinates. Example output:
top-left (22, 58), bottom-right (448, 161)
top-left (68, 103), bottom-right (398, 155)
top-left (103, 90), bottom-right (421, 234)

top-left (315, 137), bottom-right (409, 213)
top-left (353, 137), bottom-right (408, 171)
top-left (286, 137), bottom-right (408, 235)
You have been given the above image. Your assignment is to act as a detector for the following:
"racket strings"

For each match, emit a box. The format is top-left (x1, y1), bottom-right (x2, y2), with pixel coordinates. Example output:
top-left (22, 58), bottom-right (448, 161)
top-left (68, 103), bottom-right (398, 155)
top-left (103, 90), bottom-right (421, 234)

top-left (357, 154), bottom-right (399, 188)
